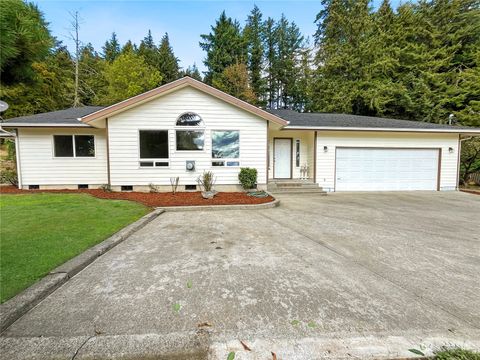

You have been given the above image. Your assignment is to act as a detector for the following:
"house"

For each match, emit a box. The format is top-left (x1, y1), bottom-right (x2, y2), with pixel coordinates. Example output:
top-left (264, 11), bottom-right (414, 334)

top-left (3, 77), bottom-right (480, 192)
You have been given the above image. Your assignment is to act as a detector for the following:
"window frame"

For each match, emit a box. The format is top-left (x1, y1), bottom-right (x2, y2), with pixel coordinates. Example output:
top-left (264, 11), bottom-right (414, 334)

top-left (52, 134), bottom-right (96, 159)
top-left (295, 139), bottom-right (301, 168)
top-left (211, 129), bottom-right (240, 167)
top-left (137, 129), bottom-right (170, 168)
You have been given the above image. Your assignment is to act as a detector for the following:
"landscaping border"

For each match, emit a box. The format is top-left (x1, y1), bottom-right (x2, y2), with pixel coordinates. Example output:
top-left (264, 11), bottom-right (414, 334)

top-left (0, 209), bottom-right (164, 333)
top-left (158, 197), bottom-right (280, 211)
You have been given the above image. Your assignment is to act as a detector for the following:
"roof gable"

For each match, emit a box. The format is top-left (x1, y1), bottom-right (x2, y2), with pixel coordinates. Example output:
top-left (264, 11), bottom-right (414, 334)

top-left (80, 77), bottom-right (288, 126)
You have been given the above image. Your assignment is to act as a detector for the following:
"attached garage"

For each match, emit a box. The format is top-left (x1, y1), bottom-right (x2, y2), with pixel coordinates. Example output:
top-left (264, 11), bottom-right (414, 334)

top-left (335, 148), bottom-right (440, 191)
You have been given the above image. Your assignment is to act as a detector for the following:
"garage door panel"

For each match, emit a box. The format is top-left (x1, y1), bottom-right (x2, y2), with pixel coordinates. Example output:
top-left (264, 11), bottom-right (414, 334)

top-left (336, 148), bottom-right (439, 191)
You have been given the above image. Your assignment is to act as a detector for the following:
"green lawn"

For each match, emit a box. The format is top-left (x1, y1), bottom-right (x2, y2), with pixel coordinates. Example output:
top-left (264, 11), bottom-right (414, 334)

top-left (0, 193), bottom-right (149, 303)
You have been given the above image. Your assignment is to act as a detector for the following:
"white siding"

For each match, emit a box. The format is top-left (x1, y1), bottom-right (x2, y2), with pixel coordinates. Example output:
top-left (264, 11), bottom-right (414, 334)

top-left (316, 131), bottom-right (459, 192)
top-left (17, 128), bottom-right (108, 186)
top-left (108, 86), bottom-right (268, 186)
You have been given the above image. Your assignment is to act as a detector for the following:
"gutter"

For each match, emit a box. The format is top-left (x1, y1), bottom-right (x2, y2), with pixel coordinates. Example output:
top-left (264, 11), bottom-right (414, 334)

top-left (284, 126), bottom-right (480, 134)
top-left (3, 123), bottom-right (92, 128)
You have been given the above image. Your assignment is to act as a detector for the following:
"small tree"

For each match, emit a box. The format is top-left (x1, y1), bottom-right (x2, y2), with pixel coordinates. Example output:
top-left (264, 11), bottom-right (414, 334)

top-left (103, 51), bottom-right (162, 104)
top-left (460, 138), bottom-right (480, 185)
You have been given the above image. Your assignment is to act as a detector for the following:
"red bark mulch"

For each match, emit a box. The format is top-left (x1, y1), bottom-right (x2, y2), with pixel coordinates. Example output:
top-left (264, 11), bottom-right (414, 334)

top-left (460, 189), bottom-right (480, 196)
top-left (0, 185), bottom-right (275, 208)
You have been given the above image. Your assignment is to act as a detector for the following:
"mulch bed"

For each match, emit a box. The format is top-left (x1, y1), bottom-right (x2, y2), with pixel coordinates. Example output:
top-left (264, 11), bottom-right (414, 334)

top-left (460, 189), bottom-right (480, 196)
top-left (0, 185), bottom-right (275, 207)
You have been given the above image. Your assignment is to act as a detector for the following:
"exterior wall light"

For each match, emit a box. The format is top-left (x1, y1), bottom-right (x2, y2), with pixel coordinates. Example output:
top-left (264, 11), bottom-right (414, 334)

top-left (449, 147), bottom-right (454, 153)
top-left (323, 146), bottom-right (328, 152)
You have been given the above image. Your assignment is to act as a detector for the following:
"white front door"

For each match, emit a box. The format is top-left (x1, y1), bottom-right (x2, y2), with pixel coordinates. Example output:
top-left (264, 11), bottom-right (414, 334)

top-left (274, 138), bottom-right (292, 179)
top-left (336, 148), bottom-right (440, 191)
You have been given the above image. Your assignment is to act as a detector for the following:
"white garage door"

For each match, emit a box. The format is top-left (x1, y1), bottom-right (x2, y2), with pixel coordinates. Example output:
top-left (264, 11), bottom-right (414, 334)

top-left (336, 148), bottom-right (439, 191)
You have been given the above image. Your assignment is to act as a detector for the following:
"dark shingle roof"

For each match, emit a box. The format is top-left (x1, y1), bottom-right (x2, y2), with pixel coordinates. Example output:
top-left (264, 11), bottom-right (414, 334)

top-left (3, 106), bottom-right (104, 126)
top-left (268, 109), bottom-right (477, 131)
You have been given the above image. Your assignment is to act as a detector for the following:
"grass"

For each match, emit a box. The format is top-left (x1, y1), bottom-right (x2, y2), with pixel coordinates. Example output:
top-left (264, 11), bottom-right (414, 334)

top-left (434, 348), bottom-right (480, 360)
top-left (0, 193), bottom-right (149, 303)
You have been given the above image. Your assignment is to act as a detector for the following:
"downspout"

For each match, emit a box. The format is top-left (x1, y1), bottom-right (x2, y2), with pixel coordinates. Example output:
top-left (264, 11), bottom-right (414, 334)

top-left (14, 128), bottom-right (22, 189)
top-left (105, 118), bottom-right (111, 187)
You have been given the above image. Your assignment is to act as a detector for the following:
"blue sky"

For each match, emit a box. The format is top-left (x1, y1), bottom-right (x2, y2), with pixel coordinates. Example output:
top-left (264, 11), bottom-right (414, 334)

top-left (36, 0), bottom-right (406, 73)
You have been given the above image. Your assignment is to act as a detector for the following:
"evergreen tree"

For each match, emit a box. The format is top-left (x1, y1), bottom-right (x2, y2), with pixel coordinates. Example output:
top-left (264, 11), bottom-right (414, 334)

top-left (0, 0), bottom-right (53, 85)
top-left (102, 32), bottom-right (120, 63)
top-left (121, 40), bottom-right (137, 54)
top-left (79, 43), bottom-right (108, 105)
top-left (200, 11), bottom-right (246, 84)
top-left (244, 5), bottom-right (265, 105)
top-left (264, 17), bottom-right (278, 108)
top-left (157, 33), bottom-right (180, 84)
top-left (181, 64), bottom-right (202, 81)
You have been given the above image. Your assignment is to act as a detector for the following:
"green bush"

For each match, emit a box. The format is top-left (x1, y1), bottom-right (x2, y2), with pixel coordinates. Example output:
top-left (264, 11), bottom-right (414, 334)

top-left (238, 167), bottom-right (257, 190)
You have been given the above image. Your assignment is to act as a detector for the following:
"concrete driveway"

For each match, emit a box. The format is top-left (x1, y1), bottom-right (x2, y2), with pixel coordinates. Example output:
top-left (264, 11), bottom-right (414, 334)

top-left (2, 192), bottom-right (480, 359)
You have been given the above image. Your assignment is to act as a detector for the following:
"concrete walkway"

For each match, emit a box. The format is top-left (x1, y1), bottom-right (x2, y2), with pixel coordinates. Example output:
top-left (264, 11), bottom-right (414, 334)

top-left (1, 192), bottom-right (479, 359)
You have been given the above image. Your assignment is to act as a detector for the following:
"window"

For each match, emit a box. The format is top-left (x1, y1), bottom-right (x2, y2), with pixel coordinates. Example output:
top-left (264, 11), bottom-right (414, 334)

top-left (121, 185), bottom-right (133, 191)
top-left (140, 130), bottom-right (168, 159)
top-left (78, 184), bottom-right (89, 189)
top-left (185, 184), bottom-right (197, 191)
top-left (295, 139), bottom-right (300, 167)
top-left (54, 135), bottom-right (94, 158)
top-left (176, 130), bottom-right (204, 151)
top-left (54, 135), bottom-right (73, 157)
top-left (75, 135), bottom-right (95, 157)
top-left (176, 112), bottom-right (203, 126)
top-left (211, 130), bottom-right (239, 166)
top-left (175, 112), bottom-right (205, 151)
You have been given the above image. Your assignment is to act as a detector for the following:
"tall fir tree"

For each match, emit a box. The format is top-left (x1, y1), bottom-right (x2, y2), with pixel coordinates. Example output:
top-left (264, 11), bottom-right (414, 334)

top-left (102, 32), bottom-right (120, 63)
top-left (199, 11), bottom-right (246, 84)
top-left (157, 33), bottom-right (180, 84)
top-left (244, 5), bottom-right (265, 105)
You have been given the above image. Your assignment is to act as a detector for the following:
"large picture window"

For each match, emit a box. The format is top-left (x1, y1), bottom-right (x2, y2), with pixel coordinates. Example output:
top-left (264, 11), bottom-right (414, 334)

top-left (176, 130), bottom-right (204, 151)
top-left (139, 130), bottom-right (169, 158)
top-left (211, 130), bottom-right (239, 167)
top-left (54, 135), bottom-right (94, 157)
top-left (139, 130), bottom-right (169, 167)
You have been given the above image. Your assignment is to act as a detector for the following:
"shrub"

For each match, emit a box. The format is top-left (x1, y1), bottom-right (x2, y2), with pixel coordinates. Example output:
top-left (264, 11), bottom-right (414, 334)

top-left (0, 168), bottom-right (18, 186)
top-left (100, 183), bottom-right (112, 192)
top-left (238, 167), bottom-right (257, 190)
top-left (148, 183), bottom-right (160, 193)
top-left (197, 171), bottom-right (216, 192)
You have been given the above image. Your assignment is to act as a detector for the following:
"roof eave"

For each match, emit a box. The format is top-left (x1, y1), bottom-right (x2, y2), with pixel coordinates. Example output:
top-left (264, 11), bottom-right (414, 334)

top-left (80, 77), bottom-right (288, 126)
top-left (2, 123), bottom-right (92, 128)
top-left (283, 126), bottom-right (480, 134)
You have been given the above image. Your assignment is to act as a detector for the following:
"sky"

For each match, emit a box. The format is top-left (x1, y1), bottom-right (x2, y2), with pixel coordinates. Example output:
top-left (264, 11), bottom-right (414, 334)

top-left (36, 0), bottom-right (406, 73)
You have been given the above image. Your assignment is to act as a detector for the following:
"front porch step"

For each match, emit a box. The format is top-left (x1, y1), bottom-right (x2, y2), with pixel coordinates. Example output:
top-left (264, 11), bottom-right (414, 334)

top-left (268, 181), bottom-right (327, 195)
top-left (270, 188), bottom-right (327, 195)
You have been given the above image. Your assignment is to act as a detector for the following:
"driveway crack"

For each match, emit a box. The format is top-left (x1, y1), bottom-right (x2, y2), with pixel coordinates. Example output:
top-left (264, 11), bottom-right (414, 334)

top-left (71, 335), bottom-right (94, 360)
top-left (258, 211), bottom-right (479, 330)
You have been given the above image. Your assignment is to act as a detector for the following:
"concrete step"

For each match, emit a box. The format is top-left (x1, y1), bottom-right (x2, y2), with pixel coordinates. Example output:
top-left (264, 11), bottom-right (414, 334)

top-left (270, 188), bottom-right (327, 195)
top-left (275, 183), bottom-right (320, 189)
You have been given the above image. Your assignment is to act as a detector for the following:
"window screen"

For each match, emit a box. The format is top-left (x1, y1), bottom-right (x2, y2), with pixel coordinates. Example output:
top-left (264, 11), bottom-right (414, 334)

top-left (140, 130), bottom-right (169, 158)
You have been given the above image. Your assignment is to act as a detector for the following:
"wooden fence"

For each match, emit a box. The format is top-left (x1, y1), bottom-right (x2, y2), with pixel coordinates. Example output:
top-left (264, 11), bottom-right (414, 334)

top-left (468, 172), bottom-right (480, 185)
